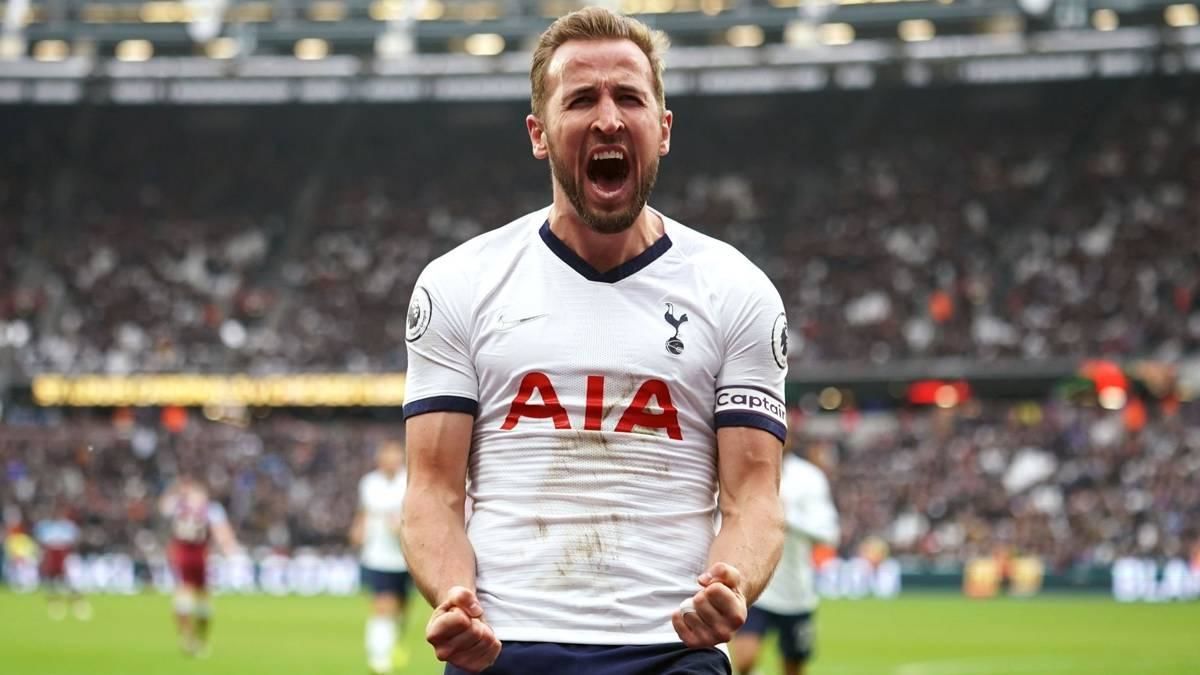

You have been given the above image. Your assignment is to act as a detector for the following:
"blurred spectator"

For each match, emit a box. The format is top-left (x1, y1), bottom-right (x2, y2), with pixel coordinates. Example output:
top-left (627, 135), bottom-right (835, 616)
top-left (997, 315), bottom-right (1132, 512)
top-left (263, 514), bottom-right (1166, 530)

top-left (2, 398), bottom-right (1196, 572)
top-left (806, 397), bottom-right (1200, 571)
top-left (2, 80), bottom-right (1198, 374)
top-left (0, 410), bottom-right (383, 561)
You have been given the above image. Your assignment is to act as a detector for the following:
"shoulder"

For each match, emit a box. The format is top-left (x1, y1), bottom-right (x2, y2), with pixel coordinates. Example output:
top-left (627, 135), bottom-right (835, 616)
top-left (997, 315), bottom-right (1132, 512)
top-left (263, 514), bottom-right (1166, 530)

top-left (409, 209), bottom-right (548, 333)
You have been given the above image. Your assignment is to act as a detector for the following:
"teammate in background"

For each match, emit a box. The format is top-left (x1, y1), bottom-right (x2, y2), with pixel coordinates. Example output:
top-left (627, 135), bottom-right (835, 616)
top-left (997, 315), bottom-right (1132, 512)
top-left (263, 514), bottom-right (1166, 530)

top-left (732, 438), bottom-right (840, 675)
top-left (160, 474), bottom-right (240, 657)
top-left (402, 7), bottom-right (788, 673)
top-left (350, 440), bottom-right (411, 675)
top-left (34, 503), bottom-right (92, 621)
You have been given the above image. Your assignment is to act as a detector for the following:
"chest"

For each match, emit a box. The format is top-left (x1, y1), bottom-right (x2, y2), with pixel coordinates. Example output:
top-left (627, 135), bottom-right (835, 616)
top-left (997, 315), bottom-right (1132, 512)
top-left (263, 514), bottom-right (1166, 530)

top-left (472, 259), bottom-right (722, 388)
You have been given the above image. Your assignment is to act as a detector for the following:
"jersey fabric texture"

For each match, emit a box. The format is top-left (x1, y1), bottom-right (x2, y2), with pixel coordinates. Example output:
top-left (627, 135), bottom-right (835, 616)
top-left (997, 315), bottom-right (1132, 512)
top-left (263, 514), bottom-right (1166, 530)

top-left (403, 206), bottom-right (788, 645)
top-left (754, 455), bottom-right (840, 615)
top-left (359, 470), bottom-right (408, 573)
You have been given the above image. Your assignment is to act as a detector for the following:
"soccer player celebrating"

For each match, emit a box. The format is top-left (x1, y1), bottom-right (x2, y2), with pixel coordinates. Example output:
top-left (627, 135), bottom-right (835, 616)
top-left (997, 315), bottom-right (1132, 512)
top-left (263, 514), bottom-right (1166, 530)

top-left (159, 474), bottom-right (239, 657)
top-left (731, 438), bottom-right (840, 675)
top-left (401, 7), bottom-right (789, 673)
top-left (350, 440), bottom-right (412, 675)
top-left (34, 503), bottom-right (91, 621)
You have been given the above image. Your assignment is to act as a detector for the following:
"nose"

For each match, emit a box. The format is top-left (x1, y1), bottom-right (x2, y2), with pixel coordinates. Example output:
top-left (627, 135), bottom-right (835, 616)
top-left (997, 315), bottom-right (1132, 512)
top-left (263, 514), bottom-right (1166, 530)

top-left (591, 94), bottom-right (624, 136)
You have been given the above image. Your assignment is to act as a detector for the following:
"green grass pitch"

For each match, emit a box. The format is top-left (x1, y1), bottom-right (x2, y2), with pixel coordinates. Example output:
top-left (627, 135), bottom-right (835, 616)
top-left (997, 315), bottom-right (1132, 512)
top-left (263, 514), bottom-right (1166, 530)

top-left (2, 591), bottom-right (1197, 674)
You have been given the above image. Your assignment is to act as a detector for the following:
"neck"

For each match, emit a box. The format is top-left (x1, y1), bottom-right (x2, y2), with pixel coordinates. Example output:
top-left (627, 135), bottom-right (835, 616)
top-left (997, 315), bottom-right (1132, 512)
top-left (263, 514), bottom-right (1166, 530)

top-left (547, 199), bottom-right (662, 274)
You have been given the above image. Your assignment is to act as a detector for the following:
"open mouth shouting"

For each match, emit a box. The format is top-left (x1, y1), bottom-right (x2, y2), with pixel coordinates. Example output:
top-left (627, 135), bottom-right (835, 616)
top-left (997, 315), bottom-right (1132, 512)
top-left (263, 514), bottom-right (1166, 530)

top-left (585, 145), bottom-right (633, 205)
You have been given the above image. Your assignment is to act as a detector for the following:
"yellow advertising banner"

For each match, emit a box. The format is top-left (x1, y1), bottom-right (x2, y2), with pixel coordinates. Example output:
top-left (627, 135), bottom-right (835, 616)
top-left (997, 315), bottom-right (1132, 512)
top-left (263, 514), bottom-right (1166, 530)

top-left (31, 374), bottom-right (407, 407)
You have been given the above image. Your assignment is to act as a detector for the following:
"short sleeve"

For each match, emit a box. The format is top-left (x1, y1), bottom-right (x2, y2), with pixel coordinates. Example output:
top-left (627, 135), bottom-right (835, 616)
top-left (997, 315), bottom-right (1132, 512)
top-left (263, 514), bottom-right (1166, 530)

top-left (403, 256), bottom-right (480, 419)
top-left (714, 260), bottom-right (788, 442)
top-left (207, 502), bottom-right (228, 525)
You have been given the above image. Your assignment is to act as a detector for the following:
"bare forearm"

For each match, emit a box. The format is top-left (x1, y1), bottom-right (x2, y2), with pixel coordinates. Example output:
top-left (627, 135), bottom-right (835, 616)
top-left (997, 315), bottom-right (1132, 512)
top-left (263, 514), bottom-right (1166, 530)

top-left (707, 495), bottom-right (784, 603)
top-left (403, 489), bottom-right (477, 607)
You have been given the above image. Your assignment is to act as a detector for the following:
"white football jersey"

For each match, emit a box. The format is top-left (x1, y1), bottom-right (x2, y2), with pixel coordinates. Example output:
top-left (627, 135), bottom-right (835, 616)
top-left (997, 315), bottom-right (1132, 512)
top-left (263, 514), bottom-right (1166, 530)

top-left (404, 206), bottom-right (788, 645)
top-left (755, 455), bottom-right (840, 615)
top-left (359, 470), bottom-right (408, 572)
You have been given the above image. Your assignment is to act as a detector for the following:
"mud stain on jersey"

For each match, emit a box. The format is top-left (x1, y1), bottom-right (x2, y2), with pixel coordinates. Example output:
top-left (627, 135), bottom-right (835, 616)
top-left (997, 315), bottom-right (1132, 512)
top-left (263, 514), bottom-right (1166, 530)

top-left (603, 376), bottom-right (643, 423)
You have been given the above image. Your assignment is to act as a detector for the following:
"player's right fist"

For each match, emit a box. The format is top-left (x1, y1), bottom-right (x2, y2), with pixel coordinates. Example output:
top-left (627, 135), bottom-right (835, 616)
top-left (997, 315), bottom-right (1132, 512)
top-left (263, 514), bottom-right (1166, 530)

top-left (426, 585), bottom-right (502, 673)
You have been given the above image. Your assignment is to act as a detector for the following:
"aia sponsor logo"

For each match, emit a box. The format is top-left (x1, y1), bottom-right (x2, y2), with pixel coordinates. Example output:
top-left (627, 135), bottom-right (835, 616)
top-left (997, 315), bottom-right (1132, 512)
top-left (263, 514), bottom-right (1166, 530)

top-left (500, 372), bottom-right (682, 440)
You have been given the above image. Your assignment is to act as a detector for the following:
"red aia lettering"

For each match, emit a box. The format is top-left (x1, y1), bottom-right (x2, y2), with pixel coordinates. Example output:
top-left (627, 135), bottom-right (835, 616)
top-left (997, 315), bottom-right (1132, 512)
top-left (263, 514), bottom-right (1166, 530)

top-left (500, 372), bottom-right (571, 430)
top-left (584, 375), bottom-right (605, 431)
top-left (614, 379), bottom-right (683, 440)
top-left (500, 373), bottom-right (682, 440)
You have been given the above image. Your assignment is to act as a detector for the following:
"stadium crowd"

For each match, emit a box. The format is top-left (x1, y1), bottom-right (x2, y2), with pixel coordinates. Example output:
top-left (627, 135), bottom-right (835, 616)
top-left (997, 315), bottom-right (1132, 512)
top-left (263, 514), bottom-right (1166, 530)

top-left (824, 398), bottom-right (1200, 571)
top-left (2, 80), bottom-right (1199, 583)
top-left (2, 397), bottom-right (1196, 572)
top-left (1, 409), bottom-right (381, 562)
top-left (2, 80), bottom-right (1199, 374)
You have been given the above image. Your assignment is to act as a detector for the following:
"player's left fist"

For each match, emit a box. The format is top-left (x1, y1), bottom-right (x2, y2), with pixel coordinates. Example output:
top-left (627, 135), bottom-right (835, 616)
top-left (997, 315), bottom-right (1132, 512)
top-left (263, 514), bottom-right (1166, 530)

top-left (671, 562), bottom-right (747, 648)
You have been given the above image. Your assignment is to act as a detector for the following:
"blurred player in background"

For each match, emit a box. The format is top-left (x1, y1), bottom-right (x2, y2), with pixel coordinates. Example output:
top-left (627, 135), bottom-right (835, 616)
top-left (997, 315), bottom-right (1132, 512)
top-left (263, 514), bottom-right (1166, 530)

top-left (402, 7), bottom-right (787, 674)
top-left (159, 473), bottom-right (240, 657)
top-left (350, 440), bottom-right (410, 675)
top-left (732, 438), bottom-right (839, 675)
top-left (34, 502), bottom-right (92, 621)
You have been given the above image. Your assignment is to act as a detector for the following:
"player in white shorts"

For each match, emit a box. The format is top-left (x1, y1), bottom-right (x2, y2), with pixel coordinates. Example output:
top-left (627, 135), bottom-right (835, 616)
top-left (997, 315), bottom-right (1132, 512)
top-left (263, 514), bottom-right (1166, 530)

top-left (351, 440), bottom-right (412, 674)
top-left (401, 8), bottom-right (790, 674)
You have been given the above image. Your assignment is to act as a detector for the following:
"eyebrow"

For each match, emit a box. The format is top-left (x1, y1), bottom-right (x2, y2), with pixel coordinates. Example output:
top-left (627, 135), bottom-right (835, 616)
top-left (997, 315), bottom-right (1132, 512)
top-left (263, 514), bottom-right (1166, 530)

top-left (563, 84), bottom-right (597, 99)
top-left (562, 81), bottom-right (649, 100)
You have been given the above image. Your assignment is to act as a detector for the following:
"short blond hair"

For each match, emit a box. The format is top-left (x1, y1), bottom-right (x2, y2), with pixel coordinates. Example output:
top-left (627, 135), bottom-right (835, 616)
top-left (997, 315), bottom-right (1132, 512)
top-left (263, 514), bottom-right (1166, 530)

top-left (530, 6), bottom-right (669, 117)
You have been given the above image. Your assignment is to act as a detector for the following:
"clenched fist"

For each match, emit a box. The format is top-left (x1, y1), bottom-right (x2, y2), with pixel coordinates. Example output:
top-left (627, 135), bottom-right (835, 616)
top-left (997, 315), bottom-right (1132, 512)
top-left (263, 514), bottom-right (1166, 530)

top-left (671, 562), bottom-right (747, 648)
top-left (427, 586), bottom-right (502, 673)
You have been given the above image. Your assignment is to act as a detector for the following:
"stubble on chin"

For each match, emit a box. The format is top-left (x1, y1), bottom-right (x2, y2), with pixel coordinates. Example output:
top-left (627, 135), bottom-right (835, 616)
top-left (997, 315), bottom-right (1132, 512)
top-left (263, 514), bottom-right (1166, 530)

top-left (547, 144), bottom-right (658, 235)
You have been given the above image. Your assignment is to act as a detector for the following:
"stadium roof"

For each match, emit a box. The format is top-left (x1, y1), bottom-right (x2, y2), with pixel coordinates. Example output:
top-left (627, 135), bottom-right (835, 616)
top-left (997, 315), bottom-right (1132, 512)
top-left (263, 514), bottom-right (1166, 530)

top-left (0, 0), bottom-right (1198, 102)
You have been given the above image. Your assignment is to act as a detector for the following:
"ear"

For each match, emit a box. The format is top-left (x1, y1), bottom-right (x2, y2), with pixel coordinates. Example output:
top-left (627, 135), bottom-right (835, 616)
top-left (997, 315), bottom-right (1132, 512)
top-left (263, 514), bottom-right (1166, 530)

top-left (527, 114), bottom-right (549, 160)
top-left (658, 108), bottom-right (673, 157)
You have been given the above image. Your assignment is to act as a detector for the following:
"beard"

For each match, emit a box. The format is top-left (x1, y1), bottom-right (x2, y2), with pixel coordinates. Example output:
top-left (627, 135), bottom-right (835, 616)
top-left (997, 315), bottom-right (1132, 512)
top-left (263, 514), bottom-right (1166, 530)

top-left (547, 140), bottom-right (659, 235)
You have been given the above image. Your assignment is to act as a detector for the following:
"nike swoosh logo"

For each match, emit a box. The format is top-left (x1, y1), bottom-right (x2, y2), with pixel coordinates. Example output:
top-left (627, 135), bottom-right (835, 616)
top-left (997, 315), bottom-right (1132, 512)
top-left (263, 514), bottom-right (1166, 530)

top-left (496, 313), bottom-right (549, 331)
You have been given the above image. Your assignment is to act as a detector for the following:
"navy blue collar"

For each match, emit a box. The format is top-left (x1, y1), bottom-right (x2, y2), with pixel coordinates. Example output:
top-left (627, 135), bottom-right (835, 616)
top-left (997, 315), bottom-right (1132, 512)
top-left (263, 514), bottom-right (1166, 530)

top-left (539, 220), bottom-right (673, 284)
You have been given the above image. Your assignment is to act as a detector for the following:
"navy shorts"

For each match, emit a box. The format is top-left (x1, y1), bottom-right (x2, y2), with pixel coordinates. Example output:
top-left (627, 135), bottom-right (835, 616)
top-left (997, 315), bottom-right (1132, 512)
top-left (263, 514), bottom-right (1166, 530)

top-left (741, 606), bottom-right (814, 662)
top-left (444, 641), bottom-right (730, 675)
top-left (360, 566), bottom-right (412, 597)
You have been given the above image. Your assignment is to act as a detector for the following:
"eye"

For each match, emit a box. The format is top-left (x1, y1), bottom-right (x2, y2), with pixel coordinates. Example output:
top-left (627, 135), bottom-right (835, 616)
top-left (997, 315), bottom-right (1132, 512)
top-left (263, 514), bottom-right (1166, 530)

top-left (620, 94), bottom-right (644, 105)
top-left (568, 96), bottom-right (593, 108)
